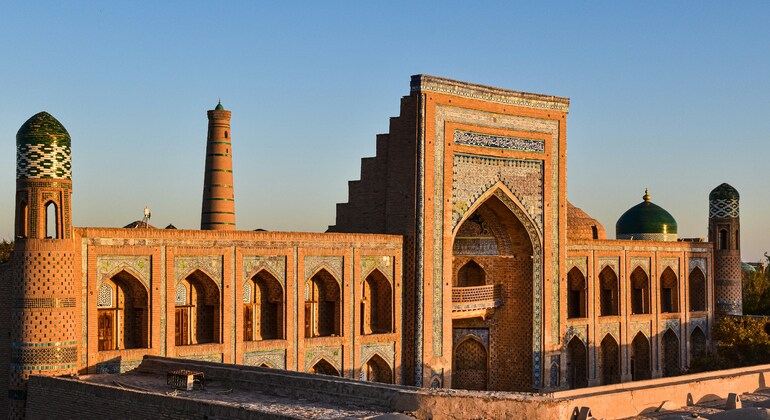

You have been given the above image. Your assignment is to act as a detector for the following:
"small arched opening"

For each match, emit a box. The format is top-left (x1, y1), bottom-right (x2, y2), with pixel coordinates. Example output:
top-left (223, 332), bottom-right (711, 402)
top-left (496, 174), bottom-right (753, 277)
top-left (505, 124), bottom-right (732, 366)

top-left (690, 327), bottom-right (707, 361)
top-left (309, 358), bottom-right (340, 376)
top-left (689, 268), bottom-right (706, 312)
top-left (567, 267), bottom-right (587, 319)
top-left (630, 332), bottom-right (651, 381)
top-left (361, 269), bottom-right (393, 335)
top-left (630, 267), bottom-right (650, 314)
top-left (16, 199), bottom-right (28, 238)
top-left (363, 354), bottom-right (393, 384)
top-left (567, 336), bottom-right (588, 389)
top-left (599, 266), bottom-right (619, 316)
top-left (600, 334), bottom-right (620, 385)
top-left (456, 260), bottom-right (486, 287)
top-left (660, 267), bottom-right (679, 313)
top-left (45, 201), bottom-right (58, 239)
top-left (452, 337), bottom-right (488, 391)
top-left (662, 328), bottom-right (680, 377)
top-left (244, 270), bottom-right (284, 341)
top-left (175, 270), bottom-right (221, 346)
top-left (719, 229), bottom-right (728, 250)
top-left (305, 269), bottom-right (341, 338)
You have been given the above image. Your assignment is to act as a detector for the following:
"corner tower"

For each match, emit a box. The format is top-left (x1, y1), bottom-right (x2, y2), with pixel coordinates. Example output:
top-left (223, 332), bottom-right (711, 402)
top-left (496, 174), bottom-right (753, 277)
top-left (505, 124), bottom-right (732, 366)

top-left (201, 101), bottom-right (236, 230)
top-left (709, 183), bottom-right (742, 315)
top-left (10, 112), bottom-right (78, 417)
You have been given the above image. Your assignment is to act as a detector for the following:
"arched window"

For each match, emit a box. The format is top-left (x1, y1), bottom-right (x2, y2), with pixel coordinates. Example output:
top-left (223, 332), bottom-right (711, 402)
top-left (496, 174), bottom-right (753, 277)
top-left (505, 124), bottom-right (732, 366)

top-left (45, 201), bottom-right (58, 239)
top-left (689, 268), bottom-right (706, 312)
top-left (452, 337), bottom-right (488, 391)
top-left (16, 199), bottom-right (28, 238)
top-left (244, 270), bottom-right (284, 341)
top-left (719, 229), bottom-right (728, 250)
top-left (175, 270), bottom-right (221, 346)
top-left (567, 267), bottom-right (587, 319)
top-left (600, 334), bottom-right (620, 385)
top-left (309, 358), bottom-right (339, 376)
top-left (305, 269), bottom-right (341, 338)
top-left (630, 267), bottom-right (650, 314)
top-left (363, 354), bottom-right (393, 384)
top-left (599, 267), bottom-right (619, 316)
top-left (456, 260), bottom-right (485, 287)
top-left (660, 267), bottom-right (679, 313)
top-left (97, 271), bottom-right (149, 351)
top-left (631, 332), bottom-right (651, 381)
top-left (567, 336), bottom-right (588, 389)
top-left (361, 270), bottom-right (393, 335)
top-left (662, 329), bottom-right (680, 377)
top-left (224, 131), bottom-right (228, 139)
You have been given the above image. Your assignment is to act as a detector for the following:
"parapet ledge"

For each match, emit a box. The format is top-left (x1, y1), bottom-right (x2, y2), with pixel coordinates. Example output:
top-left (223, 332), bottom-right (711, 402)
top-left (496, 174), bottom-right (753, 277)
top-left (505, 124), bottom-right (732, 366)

top-left (410, 74), bottom-right (570, 112)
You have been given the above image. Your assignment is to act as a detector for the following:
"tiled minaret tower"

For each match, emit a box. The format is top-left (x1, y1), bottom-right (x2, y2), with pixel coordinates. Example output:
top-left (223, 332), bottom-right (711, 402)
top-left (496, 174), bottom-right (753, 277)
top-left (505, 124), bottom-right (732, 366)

top-left (10, 112), bottom-right (78, 418)
top-left (201, 101), bottom-right (236, 230)
top-left (708, 183), bottom-right (742, 315)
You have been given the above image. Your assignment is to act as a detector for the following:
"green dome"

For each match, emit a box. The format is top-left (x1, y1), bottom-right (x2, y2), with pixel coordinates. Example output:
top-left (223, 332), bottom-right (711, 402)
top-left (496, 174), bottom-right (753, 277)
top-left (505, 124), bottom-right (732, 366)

top-left (215, 100), bottom-right (224, 110)
top-left (616, 190), bottom-right (678, 241)
top-left (16, 112), bottom-right (72, 180)
top-left (710, 183), bottom-right (739, 201)
top-left (742, 262), bottom-right (756, 274)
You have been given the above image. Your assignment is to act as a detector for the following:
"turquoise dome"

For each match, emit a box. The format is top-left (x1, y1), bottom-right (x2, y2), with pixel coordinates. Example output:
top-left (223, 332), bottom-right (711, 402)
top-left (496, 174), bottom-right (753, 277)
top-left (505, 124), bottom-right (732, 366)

top-left (215, 100), bottom-right (225, 111)
top-left (616, 190), bottom-right (678, 241)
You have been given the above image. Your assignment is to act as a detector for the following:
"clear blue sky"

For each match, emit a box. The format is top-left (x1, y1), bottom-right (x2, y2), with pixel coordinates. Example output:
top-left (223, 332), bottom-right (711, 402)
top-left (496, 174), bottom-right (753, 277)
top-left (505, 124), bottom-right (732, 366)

top-left (1, 2), bottom-right (769, 261)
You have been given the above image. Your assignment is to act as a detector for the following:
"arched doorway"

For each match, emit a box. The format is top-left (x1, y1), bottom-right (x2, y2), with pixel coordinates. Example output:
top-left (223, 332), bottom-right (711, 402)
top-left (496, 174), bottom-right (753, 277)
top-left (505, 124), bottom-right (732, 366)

top-left (363, 354), bottom-right (393, 384)
top-left (309, 358), bottom-right (340, 376)
top-left (662, 329), bottom-right (680, 377)
top-left (361, 269), bottom-right (393, 335)
top-left (305, 269), bottom-right (341, 338)
top-left (175, 270), bottom-right (221, 346)
top-left (452, 337), bottom-right (488, 391)
top-left (631, 332), bottom-right (651, 381)
top-left (567, 336), bottom-right (588, 389)
top-left (690, 327), bottom-right (707, 360)
top-left (244, 270), bottom-right (284, 341)
top-left (600, 334), bottom-right (620, 385)
top-left (451, 191), bottom-right (536, 391)
top-left (97, 270), bottom-right (149, 351)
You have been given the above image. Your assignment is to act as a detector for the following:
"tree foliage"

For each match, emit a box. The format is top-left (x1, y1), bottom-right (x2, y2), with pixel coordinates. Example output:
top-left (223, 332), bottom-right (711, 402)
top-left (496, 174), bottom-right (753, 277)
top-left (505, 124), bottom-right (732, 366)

top-left (690, 316), bottom-right (770, 373)
top-left (0, 240), bottom-right (12, 264)
top-left (743, 255), bottom-right (770, 315)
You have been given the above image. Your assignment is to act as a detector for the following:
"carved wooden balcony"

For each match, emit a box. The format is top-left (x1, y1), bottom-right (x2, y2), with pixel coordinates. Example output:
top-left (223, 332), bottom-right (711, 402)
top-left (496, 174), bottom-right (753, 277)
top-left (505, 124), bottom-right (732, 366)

top-left (451, 284), bottom-right (503, 319)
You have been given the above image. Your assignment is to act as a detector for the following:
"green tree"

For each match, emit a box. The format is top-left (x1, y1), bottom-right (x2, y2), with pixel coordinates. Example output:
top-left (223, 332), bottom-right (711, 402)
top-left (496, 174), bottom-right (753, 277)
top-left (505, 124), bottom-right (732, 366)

top-left (743, 254), bottom-right (770, 315)
top-left (690, 316), bottom-right (770, 373)
top-left (0, 240), bottom-right (12, 264)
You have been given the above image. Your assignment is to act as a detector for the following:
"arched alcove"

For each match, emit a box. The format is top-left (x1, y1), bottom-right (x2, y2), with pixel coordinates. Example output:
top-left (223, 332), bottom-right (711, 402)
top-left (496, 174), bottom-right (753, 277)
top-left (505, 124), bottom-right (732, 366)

top-left (567, 336), bottom-right (588, 389)
top-left (305, 269), bottom-right (341, 338)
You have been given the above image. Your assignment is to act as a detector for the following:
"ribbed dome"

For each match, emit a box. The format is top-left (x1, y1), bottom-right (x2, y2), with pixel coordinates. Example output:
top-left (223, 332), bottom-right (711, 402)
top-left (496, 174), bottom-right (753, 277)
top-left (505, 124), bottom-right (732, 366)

top-left (709, 183), bottom-right (739, 201)
top-left (16, 112), bottom-right (72, 180)
top-left (567, 201), bottom-right (606, 240)
top-left (616, 190), bottom-right (678, 241)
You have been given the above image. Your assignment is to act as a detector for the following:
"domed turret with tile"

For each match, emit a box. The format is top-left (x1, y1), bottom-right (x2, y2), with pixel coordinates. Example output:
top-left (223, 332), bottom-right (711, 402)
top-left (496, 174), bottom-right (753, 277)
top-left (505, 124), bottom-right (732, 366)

top-left (616, 189), bottom-right (677, 241)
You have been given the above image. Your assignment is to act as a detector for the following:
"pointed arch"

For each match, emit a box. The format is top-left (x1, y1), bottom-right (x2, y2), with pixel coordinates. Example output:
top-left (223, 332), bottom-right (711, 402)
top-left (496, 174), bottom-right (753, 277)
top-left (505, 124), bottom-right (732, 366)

top-left (361, 268), bottom-right (393, 334)
top-left (567, 267), bottom-right (587, 319)
top-left (690, 326), bottom-right (707, 361)
top-left (599, 266), bottom-right (619, 316)
top-left (660, 267), bottom-right (679, 313)
top-left (452, 336), bottom-right (488, 391)
top-left (689, 267), bottom-right (706, 312)
top-left (567, 335), bottom-right (588, 389)
top-left (16, 198), bottom-right (28, 238)
top-left (662, 328), bottom-right (680, 377)
top-left (97, 270), bottom-right (149, 351)
top-left (305, 268), bottom-right (341, 338)
top-left (630, 267), bottom-right (651, 314)
top-left (600, 334), bottom-right (620, 385)
top-left (309, 358), bottom-right (340, 376)
top-left (175, 269), bottom-right (221, 346)
top-left (362, 353), bottom-right (393, 384)
top-left (631, 332), bottom-right (651, 381)
top-left (45, 200), bottom-right (58, 238)
top-left (456, 260), bottom-right (486, 287)
top-left (244, 269), bottom-right (284, 341)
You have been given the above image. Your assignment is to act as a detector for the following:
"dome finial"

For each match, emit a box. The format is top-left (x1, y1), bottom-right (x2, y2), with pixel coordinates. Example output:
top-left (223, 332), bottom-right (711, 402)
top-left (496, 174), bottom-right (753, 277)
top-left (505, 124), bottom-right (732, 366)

top-left (643, 188), bottom-right (650, 201)
top-left (215, 99), bottom-right (224, 111)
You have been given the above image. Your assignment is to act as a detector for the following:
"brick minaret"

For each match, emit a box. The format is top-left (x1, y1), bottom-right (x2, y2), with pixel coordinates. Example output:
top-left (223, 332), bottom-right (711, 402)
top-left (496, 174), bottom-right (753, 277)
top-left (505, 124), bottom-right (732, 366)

top-left (10, 112), bottom-right (79, 418)
top-left (201, 101), bottom-right (236, 230)
top-left (708, 183), bottom-right (742, 316)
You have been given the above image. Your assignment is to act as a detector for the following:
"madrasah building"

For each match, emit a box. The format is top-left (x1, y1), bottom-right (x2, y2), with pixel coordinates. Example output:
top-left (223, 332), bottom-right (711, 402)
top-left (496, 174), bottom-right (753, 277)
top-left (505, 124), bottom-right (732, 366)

top-left (0, 75), bottom-right (743, 417)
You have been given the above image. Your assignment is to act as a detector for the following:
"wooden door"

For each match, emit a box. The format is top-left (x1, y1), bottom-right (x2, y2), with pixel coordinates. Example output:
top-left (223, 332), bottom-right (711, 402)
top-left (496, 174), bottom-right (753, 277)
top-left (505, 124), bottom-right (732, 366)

top-left (175, 307), bottom-right (189, 346)
top-left (98, 310), bottom-right (115, 351)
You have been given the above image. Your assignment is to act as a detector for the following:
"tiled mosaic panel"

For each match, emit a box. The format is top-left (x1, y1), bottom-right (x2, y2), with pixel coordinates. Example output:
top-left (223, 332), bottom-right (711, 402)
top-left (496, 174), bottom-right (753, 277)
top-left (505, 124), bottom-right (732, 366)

top-left (97, 255), bottom-right (151, 290)
top-left (360, 256), bottom-right (394, 282)
top-left (454, 130), bottom-right (545, 153)
top-left (243, 255), bottom-right (286, 286)
top-left (360, 342), bottom-right (395, 369)
top-left (17, 144), bottom-right (72, 179)
top-left (243, 349), bottom-right (286, 369)
top-left (709, 199), bottom-right (739, 218)
top-left (617, 232), bottom-right (678, 241)
top-left (305, 345), bottom-right (342, 372)
top-left (304, 256), bottom-right (343, 283)
top-left (452, 154), bottom-right (543, 233)
top-left (174, 255), bottom-right (223, 287)
top-left (96, 359), bottom-right (142, 374)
